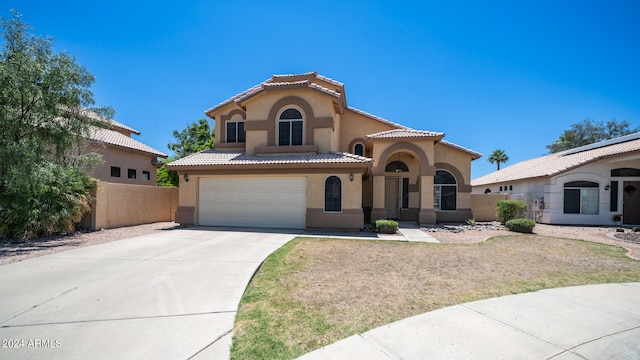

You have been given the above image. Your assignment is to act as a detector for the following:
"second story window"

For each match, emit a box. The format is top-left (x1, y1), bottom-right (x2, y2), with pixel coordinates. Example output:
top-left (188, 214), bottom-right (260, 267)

top-left (226, 121), bottom-right (246, 143)
top-left (278, 108), bottom-right (303, 146)
top-left (354, 143), bottom-right (364, 156)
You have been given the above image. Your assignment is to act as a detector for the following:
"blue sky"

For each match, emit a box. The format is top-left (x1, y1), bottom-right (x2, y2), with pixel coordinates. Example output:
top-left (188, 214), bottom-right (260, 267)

top-left (6, 1), bottom-right (640, 178)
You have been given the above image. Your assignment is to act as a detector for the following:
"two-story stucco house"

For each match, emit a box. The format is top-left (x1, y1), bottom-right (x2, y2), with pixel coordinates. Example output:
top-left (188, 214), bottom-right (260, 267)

top-left (86, 117), bottom-right (167, 185)
top-left (168, 72), bottom-right (481, 230)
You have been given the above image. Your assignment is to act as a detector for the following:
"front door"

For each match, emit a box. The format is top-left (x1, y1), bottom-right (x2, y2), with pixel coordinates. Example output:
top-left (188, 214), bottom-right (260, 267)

top-left (623, 181), bottom-right (640, 225)
top-left (385, 177), bottom-right (400, 219)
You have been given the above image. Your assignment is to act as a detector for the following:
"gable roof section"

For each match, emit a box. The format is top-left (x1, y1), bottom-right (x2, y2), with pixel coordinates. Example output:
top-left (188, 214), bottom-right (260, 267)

top-left (472, 133), bottom-right (640, 186)
top-left (367, 129), bottom-right (444, 139)
top-left (90, 127), bottom-right (167, 158)
top-left (167, 150), bottom-right (372, 169)
top-left (109, 118), bottom-right (140, 135)
top-left (205, 72), bottom-right (346, 116)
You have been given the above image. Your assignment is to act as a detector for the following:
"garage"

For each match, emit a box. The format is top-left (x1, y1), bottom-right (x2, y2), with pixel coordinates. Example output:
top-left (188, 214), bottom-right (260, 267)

top-left (198, 178), bottom-right (307, 229)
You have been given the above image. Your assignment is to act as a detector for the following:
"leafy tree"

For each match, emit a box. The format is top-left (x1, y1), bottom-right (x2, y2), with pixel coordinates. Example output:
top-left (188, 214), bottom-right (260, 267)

top-left (158, 118), bottom-right (215, 186)
top-left (157, 157), bottom-right (180, 187)
top-left (0, 11), bottom-right (108, 240)
top-left (546, 119), bottom-right (639, 153)
top-left (487, 149), bottom-right (509, 170)
top-left (167, 118), bottom-right (215, 158)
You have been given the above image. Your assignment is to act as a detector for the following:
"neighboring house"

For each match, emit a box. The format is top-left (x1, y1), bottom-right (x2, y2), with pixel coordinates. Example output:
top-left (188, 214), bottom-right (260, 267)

top-left (167, 72), bottom-right (481, 230)
top-left (471, 133), bottom-right (640, 226)
top-left (85, 117), bottom-right (167, 185)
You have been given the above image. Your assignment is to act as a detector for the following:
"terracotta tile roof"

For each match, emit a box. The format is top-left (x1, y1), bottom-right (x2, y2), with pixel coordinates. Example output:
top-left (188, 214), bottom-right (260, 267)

top-left (109, 119), bottom-right (140, 135)
top-left (205, 72), bottom-right (347, 116)
top-left (90, 128), bottom-right (167, 158)
top-left (367, 129), bottom-right (444, 139)
top-left (472, 133), bottom-right (640, 186)
top-left (439, 140), bottom-right (483, 159)
top-left (167, 150), bottom-right (372, 168)
top-left (77, 108), bottom-right (141, 135)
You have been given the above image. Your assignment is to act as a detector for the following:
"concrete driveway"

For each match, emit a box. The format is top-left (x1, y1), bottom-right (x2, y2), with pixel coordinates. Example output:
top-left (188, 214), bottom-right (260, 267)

top-left (0, 227), bottom-right (299, 359)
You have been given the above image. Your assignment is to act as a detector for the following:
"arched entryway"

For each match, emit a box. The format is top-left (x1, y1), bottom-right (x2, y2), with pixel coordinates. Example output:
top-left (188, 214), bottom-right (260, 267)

top-left (369, 142), bottom-right (436, 224)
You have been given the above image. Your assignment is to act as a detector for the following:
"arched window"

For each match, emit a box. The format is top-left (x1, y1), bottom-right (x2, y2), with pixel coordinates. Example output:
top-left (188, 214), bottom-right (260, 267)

top-left (434, 170), bottom-right (457, 211)
top-left (385, 161), bottom-right (409, 173)
top-left (324, 176), bottom-right (342, 212)
top-left (354, 143), bottom-right (364, 156)
top-left (564, 181), bottom-right (599, 214)
top-left (278, 108), bottom-right (303, 146)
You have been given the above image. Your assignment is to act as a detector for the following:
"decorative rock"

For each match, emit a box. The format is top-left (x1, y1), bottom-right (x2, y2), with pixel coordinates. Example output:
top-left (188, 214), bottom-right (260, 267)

top-left (633, 227), bottom-right (640, 232)
top-left (616, 228), bottom-right (625, 232)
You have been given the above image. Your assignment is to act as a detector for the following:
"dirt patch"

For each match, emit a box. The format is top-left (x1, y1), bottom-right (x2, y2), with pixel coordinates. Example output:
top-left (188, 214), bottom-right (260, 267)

top-left (427, 223), bottom-right (640, 260)
top-left (291, 235), bottom-right (640, 335)
top-left (0, 222), bottom-right (178, 266)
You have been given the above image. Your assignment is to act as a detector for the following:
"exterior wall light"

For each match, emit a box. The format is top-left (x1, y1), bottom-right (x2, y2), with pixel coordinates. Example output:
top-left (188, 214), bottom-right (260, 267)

top-left (349, 173), bottom-right (354, 182)
top-left (183, 174), bottom-right (189, 182)
top-left (605, 183), bottom-right (610, 191)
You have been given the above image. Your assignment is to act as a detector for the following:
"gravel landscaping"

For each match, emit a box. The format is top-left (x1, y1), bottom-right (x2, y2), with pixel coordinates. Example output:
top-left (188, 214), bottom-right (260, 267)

top-left (0, 222), bottom-right (179, 266)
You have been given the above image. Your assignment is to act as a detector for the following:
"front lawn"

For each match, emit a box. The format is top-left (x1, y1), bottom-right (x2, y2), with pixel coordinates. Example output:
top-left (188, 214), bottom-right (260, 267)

top-left (231, 235), bottom-right (640, 359)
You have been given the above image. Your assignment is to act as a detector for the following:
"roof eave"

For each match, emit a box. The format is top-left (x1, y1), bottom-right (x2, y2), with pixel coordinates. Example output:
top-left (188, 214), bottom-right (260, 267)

top-left (166, 161), bottom-right (372, 171)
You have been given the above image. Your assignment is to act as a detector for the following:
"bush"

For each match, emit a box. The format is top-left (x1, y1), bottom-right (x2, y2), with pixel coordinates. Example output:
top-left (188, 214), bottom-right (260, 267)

top-left (0, 163), bottom-right (96, 241)
top-left (374, 219), bottom-right (398, 234)
top-left (496, 200), bottom-right (528, 224)
top-left (505, 218), bottom-right (536, 233)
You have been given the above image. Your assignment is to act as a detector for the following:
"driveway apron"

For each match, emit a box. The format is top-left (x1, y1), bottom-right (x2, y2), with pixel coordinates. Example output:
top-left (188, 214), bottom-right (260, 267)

top-left (0, 227), bottom-right (299, 359)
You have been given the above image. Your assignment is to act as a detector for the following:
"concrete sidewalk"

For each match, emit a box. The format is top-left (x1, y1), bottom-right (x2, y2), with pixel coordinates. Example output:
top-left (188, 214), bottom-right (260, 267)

top-left (301, 221), bottom-right (439, 243)
top-left (299, 283), bottom-right (640, 359)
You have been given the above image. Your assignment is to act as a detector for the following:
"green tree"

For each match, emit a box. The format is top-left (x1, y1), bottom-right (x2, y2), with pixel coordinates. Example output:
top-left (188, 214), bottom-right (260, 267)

top-left (546, 119), bottom-right (638, 153)
top-left (168, 118), bottom-right (215, 158)
top-left (0, 11), bottom-right (108, 240)
top-left (157, 118), bottom-right (215, 187)
top-left (488, 149), bottom-right (509, 170)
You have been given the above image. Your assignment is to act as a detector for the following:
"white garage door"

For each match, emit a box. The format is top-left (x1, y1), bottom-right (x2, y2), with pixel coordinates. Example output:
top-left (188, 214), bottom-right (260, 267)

top-left (198, 178), bottom-right (306, 229)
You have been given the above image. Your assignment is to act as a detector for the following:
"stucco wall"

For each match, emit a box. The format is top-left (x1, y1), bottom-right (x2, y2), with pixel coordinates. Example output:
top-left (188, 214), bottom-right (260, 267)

top-left (88, 145), bottom-right (159, 185)
top-left (470, 193), bottom-right (510, 221)
top-left (83, 181), bottom-right (178, 230)
top-left (339, 109), bottom-right (396, 153)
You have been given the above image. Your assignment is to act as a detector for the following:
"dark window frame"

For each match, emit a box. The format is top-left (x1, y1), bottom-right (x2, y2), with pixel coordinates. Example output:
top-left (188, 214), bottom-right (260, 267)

top-left (563, 181), bottom-right (599, 214)
top-left (142, 170), bottom-right (151, 181)
top-left (434, 170), bottom-right (457, 211)
top-left (402, 177), bottom-right (409, 209)
top-left (226, 121), bottom-right (246, 143)
top-left (128, 168), bottom-right (137, 180)
top-left (111, 166), bottom-right (121, 178)
top-left (354, 143), bottom-right (364, 156)
top-left (324, 176), bottom-right (342, 212)
top-left (278, 108), bottom-right (303, 146)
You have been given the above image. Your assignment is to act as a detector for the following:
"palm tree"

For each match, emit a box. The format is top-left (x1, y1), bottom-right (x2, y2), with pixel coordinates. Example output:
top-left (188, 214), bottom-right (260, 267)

top-left (488, 149), bottom-right (509, 170)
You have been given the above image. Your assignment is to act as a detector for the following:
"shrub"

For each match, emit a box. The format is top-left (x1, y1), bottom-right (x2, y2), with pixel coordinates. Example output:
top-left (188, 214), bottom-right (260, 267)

top-left (496, 200), bottom-right (528, 224)
top-left (374, 219), bottom-right (398, 234)
top-left (465, 218), bottom-right (476, 226)
top-left (505, 218), bottom-right (536, 233)
top-left (0, 163), bottom-right (96, 241)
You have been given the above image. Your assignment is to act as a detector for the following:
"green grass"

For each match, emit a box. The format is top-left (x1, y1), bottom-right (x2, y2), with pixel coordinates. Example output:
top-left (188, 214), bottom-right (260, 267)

top-left (230, 239), bottom-right (352, 359)
top-left (230, 235), bottom-right (640, 359)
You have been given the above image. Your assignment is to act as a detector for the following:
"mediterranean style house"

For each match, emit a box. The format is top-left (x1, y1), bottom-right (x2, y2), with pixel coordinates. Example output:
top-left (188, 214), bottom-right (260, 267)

top-left (85, 116), bottom-right (167, 185)
top-left (168, 72), bottom-right (481, 230)
top-left (472, 132), bottom-right (640, 226)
